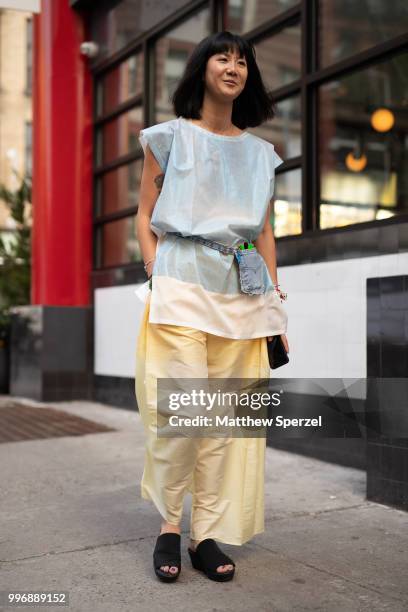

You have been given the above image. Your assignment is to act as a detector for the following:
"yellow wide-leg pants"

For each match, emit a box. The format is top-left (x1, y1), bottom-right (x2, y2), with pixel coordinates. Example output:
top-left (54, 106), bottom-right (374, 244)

top-left (135, 294), bottom-right (271, 546)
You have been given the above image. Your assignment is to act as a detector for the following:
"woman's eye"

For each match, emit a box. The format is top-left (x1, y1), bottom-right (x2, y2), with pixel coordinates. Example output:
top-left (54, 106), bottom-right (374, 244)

top-left (218, 57), bottom-right (246, 66)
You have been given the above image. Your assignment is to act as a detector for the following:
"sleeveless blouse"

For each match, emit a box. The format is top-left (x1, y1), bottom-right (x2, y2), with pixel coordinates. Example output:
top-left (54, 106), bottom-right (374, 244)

top-left (135, 116), bottom-right (288, 340)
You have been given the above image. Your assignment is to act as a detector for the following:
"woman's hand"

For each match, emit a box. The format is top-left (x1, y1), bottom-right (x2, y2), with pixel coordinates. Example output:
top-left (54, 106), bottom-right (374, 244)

top-left (267, 333), bottom-right (289, 353)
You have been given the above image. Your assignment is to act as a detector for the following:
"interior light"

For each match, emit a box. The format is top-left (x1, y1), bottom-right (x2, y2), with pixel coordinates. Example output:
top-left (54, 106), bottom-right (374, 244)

top-left (345, 152), bottom-right (367, 172)
top-left (371, 108), bottom-right (395, 132)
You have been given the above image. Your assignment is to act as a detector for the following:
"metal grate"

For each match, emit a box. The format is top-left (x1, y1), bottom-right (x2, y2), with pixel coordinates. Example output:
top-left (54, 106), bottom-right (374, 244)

top-left (0, 401), bottom-right (117, 443)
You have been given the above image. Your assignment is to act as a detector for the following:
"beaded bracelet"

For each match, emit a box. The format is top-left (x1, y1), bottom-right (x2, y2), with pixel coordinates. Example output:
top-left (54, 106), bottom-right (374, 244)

top-left (143, 257), bottom-right (155, 272)
top-left (275, 284), bottom-right (288, 301)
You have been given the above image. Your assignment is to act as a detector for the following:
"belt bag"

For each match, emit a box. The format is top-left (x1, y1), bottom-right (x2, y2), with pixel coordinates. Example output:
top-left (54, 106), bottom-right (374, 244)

top-left (169, 232), bottom-right (266, 295)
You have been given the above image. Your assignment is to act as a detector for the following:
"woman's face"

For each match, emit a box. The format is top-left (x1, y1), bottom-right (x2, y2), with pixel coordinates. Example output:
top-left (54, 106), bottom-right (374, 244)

top-left (203, 48), bottom-right (248, 101)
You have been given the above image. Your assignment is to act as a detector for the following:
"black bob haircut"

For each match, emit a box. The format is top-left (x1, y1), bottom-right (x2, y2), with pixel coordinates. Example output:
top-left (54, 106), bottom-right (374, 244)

top-left (171, 31), bottom-right (277, 129)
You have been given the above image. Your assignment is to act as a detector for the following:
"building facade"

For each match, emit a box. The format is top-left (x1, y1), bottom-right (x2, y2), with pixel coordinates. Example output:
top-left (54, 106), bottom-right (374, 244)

top-left (10, 0), bottom-right (408, 510)
top-left (0, 8), bottom-right (33, 230)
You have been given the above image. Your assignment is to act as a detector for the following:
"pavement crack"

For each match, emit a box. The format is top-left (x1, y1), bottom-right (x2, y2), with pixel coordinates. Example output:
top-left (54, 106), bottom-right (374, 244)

top-left (0, 530), bottom-right (191, 565)
top-left (267, 502), bottom-right (375, 521)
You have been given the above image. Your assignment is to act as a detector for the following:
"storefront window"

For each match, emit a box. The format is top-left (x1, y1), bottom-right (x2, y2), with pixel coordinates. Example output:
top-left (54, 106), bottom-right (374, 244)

top-left (96, 54), bottom-right (144, 117)
top-left (155, 6), bottom-right (211, 123)
top-left (250, 96), bottom-right (301, 161)
top-left (90, 0), bottom-right (191, 61)
top-left (250, 95), bottom-right (301, 237)
top-left (95, 160), bottom-right (142, 217)
top-left (91, 0), bottom-right (408, 272)
top-left (254, 26), bottom-right (301, 91)
top-left (318, 1), bottom-right (408, 68)
top-left (319, 52), bottom-right (408, 229)
top-left (225, 0), bottom-right (298, 34)
top-left (101, 216), bottom-right (142, 267)
top-left (96, 106), bottom-right (143, 166)
top-left (272, 169), bottom-right (302, 237)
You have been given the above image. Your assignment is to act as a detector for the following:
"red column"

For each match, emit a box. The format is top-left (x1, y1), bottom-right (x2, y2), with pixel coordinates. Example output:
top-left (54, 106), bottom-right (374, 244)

top-left (32, 0), bottom-right (93, 305)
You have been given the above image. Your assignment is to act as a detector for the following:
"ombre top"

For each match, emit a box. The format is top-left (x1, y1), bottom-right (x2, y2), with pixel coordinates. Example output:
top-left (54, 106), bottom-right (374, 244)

top-left (135, 116), bottom-right (288, 340)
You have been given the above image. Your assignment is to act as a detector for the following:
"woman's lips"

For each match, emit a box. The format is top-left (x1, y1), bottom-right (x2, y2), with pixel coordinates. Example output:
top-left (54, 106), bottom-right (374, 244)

top-left (223, 80), bottom-right (237, 85)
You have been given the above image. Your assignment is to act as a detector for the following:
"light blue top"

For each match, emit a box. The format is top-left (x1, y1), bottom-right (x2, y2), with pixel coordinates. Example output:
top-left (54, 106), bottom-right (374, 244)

top-left (138, 116), bottom-right (283, 295)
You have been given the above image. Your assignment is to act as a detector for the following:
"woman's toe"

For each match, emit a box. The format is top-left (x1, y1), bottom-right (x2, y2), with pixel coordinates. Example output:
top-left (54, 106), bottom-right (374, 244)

top-left (159, 564), bottom-right (179, 574)
top-left (217, 563), bottom-right (234, 572)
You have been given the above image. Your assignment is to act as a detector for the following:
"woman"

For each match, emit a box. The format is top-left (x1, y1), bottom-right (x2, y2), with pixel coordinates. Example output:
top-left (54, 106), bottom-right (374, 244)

top-left (135, 30), bottom-right (289, 583)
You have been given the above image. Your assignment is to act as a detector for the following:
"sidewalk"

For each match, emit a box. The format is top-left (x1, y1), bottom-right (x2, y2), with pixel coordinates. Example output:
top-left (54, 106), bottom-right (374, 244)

top-left (1, 396), bottom-right (407, 612)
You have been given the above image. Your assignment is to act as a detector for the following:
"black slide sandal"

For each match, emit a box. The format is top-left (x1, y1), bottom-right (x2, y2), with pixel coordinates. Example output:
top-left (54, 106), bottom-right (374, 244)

top-left (153, 533), bottom-right (181, 582)
top-left (188, 538), bottom-right (235, 582)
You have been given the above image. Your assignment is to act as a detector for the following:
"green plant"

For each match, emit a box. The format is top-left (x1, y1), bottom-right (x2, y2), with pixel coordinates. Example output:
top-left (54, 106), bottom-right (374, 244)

top-left (0, 170), bottom-right (31, 342)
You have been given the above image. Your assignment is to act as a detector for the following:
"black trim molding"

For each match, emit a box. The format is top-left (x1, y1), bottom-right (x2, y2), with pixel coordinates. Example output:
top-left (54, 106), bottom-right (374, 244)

top-left (70, 0), bottom-right (94, 9)
top-left (94, 374), bottom-right (137, 411)
top-left (278, 219), bottom-right (408, 267)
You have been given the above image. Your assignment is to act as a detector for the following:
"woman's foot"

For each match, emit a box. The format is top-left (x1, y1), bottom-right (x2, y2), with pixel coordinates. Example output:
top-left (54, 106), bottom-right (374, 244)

top-left (190, 539), bottom-right (234, 573)
top-left (159, 521), bottom-right (181, 576)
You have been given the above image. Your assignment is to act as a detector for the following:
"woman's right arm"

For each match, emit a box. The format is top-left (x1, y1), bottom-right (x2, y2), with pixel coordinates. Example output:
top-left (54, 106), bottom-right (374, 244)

top-left (136, 144), bottom-right (165, 278)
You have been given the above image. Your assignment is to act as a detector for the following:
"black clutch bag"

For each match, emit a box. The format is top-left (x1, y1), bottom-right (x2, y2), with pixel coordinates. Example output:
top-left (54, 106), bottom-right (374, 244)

top-left (267, 335), bottom-right (289, 369)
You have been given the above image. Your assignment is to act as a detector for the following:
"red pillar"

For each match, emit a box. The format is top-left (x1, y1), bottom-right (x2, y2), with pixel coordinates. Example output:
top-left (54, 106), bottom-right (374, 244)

top-left (32, 0), bottom-right (93, 306)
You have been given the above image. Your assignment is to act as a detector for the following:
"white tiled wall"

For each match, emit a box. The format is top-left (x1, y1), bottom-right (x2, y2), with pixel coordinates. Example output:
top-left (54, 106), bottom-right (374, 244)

top-left (280, 252), bottom-right (408, 380)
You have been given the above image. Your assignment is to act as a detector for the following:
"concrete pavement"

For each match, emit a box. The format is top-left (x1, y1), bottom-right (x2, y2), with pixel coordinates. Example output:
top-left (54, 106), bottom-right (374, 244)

top-left (1, 395), bottom-right (407, 612)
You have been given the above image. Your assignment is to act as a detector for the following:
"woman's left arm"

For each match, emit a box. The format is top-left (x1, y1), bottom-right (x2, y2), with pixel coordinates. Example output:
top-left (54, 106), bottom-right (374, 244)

top-left (254, 201), bottom-right (289, 352)
top-left (254, 201), bottom-right (278, 285)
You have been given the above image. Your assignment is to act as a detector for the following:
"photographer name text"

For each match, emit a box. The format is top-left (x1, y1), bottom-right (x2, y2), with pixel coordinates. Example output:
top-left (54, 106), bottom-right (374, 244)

top-left (168, 415), bottom-right (323, 428)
